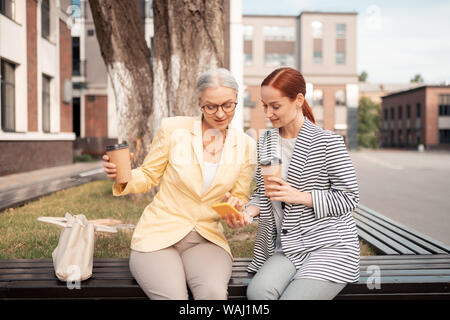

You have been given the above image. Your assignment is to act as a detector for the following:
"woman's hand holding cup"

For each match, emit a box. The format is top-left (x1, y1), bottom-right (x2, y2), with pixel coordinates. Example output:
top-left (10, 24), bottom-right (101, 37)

top-left (103, 153), bottom-right (133, 180)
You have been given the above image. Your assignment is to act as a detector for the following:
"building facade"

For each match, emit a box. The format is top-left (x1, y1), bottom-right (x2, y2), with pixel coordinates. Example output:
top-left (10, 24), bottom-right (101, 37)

top-left (0, 0), bottom-right (74, 176)
top-left (242, 12), bottom-right (359, 148)
top-left (381, 85), bottom-right (450, 149)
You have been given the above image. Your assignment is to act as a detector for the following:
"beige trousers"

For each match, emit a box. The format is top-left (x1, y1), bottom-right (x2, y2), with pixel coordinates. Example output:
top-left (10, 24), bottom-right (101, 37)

top-left (129, 231), bottom-right (232, 300)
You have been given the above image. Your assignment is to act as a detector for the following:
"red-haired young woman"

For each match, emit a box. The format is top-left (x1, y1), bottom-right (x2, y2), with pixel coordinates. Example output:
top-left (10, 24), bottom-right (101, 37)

top-left (228, 67), bottom-right (360, 300)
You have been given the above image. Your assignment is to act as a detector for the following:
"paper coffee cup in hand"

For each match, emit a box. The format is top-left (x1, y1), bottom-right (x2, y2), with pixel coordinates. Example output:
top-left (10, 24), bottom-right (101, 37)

top-left (106, 142), bottom-right (132, 184)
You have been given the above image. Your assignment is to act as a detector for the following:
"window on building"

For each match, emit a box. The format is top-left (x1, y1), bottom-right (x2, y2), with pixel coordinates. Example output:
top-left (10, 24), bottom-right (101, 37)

top-left (87, 29), bottom-right (95, 37)
top-left (313, 38), bottom-right (323, 64)
top-left (41, 0), bottom-right (50, 39)
top-left (72, 37), bottom-right (81, 76)
top-left (0, 0), bottom-right (15, 20)
top-left (243, 25), bottom-right (254, 41)
top-left (439, 94), bottom-right (450, 116)
top-left (336, 52), bottom-right (346, 64)
top-left (42, 75), bottom-right (51, 133)
top-left (416, 103), bottom-right (421, 118)
top-left (335, 90), bottom-right (346, 106)
top-left (312, 89), bottom-right (323, 106)
top-left (1, 59), bottom-right (15, 132)
top-left (440, 130), bottom-right (450, 144)
top-left (264, 53), bottom-right (294, 68)
top-left (391, 107), bottom-right (395, 120)
top-left (243, 90), bottom-right (255, 108)
top-left (312, 21), bottom-right (323, 38)
top-left (398, 105), bottom-right (403, 119)
top-left (407, 104), bottom-right (411, 119)
top-left (71, 0), bottom-right (81, 18)
top-left (263, 26), bottom-right (295, 41)
top-left (336, 38), bottom-right (346, 64)
top-left (244, 53), bottom-right (253, 66)
top-left (336, 23), bottom-right (346, 38)
top-left (384, 108), bottom-right (388, 121)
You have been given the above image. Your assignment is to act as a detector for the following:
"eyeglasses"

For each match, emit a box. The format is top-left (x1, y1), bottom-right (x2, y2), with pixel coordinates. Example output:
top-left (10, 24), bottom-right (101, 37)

top-left (200, 102), bottom-right (238, 115)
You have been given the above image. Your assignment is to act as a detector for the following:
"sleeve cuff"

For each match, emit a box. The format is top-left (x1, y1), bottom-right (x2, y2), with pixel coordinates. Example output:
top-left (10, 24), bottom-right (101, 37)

top-left (311, 189), bottom-right (329, 220)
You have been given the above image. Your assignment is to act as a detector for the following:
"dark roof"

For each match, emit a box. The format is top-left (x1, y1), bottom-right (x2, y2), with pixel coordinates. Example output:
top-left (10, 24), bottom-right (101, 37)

top-left (382, 85), bottom-right (450, 99)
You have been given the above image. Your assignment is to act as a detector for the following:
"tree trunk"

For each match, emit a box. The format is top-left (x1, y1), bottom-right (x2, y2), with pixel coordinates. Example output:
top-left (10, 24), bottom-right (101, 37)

top-left (152, 0), bottom-right (224, 131)
top-left (88, 0), bottom-right (153, 167)
top-left (89, 0), bottom-right (225, 161)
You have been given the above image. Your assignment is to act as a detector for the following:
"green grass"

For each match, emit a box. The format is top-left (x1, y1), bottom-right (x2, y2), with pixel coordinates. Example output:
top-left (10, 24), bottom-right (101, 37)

top-left (0, 180), bottom-right (378, 259)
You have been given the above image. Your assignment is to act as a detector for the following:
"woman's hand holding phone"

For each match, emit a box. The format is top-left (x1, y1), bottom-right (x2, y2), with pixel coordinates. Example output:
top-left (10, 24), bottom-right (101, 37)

top-left (222, 192), bottom-right (259, 229)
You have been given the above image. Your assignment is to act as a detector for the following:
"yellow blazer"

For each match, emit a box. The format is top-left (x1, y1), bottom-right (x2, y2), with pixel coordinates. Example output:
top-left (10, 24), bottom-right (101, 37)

top-left (112, 115), bottom-right (256, 258)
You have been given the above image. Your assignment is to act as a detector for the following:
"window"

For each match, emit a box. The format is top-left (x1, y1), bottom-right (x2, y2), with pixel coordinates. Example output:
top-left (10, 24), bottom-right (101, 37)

top-left (312, 21), bottom-right (323, 38)
top-left (243, 90), bottom-right (255, 108)
top-left (391, 107), bottom-right (395, 120)
top-left (1, 59), bottom-right (15, 132)
top-left (0, 0), bottom-right (15, 20)
top-left (335, 90), bottom-right (346, 106)
top-left (72, 37), bottom-right (81, 76)
top-left (264, 53), bottom-right (294, 68)
top-left (439, 95), bottom-right (450, 116)
top-left (41, 0), bottom-right (50, 39)
top-left (336, 38), bottom-right (346, 64)
top-left (244, 53), bottom-right (253, 66)
top-left (398, 105), bottom-right (403, 119)
top-left (384, 108), bottom-right (388, 121)
top-left (71, 0), bottom-right (81, 18)
top-left (336, 23), bottom-right (346, 38)
top-left (336, 52), bottom-right (346, 64)
top-left (312, 89), bottom-right (323, 106)
top-left (407, 104), bottom-right (411, 119)
top-left (313, 39), bottom-right (323, 64)
top-left (42, 75), bottom-right (51, 133)
top-left (243, 25), bottom-right (254, 41)
top-left (416, 103), bottom-right (421, 118)
top-left (313, 51), bottom-right (323, 64)
top-left (439, 130), bottom-right (450, 144)
top-left (263, 26), bottom-right (295, 41)
top-left (87, 29), bottom-right (95, 37)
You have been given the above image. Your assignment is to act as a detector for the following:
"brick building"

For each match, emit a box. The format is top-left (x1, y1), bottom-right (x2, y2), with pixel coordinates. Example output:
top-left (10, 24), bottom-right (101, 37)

top-left (381, 85), bottom-right (450, 149)
top-left (0, 0), bottom-right (74, 176)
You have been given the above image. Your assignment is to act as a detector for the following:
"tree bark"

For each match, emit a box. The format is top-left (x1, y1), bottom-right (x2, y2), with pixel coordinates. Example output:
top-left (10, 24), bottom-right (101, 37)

top-left (152, 0), bottom-right (224, 130)
top-left (88, 0), bottom-right (153, 167)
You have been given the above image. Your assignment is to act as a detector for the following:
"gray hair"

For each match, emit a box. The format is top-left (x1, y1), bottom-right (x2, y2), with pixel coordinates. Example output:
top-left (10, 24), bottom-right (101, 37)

top-left (196, 68), bottom-right (239, 93)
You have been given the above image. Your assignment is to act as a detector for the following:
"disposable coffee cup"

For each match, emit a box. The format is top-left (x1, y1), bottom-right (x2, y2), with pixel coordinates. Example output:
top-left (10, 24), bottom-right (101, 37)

top-left (261, 157), bottom-right (282, 190)
top-left (106, 141), bottom-right (132, 184)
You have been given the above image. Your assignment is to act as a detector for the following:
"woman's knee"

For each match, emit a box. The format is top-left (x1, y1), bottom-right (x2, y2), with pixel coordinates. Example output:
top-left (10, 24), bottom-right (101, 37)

top-left (192, 283), bottom-right (228, 300)
top-left (247, 277), bottom-right (280, 300)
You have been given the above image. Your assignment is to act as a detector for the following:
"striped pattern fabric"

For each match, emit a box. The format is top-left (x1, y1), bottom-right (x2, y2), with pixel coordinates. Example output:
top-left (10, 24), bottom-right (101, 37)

top-left (247, 118), bottom-right (361, 283)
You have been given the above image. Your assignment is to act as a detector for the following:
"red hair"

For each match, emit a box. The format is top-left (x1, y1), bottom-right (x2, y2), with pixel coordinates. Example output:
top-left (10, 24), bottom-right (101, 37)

top-left (261, 67), bottom-right (315, 124)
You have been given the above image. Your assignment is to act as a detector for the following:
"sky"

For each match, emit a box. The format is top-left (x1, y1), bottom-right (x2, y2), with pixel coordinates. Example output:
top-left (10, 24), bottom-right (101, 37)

top-left (242, 0), bottom-right (450, 84)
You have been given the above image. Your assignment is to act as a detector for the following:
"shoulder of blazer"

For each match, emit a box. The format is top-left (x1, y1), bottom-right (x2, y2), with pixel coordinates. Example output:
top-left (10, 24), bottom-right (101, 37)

top-left (157, 116), bottom-right (197, 135)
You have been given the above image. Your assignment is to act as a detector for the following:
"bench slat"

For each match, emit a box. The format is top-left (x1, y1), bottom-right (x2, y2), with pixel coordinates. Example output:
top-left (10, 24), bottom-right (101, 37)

top-left (356, 205), bottom-right (450, 253)
top-left (354, 219), bottom-right (415, 254)
top-left (354, 211), bottom-right (440, 254)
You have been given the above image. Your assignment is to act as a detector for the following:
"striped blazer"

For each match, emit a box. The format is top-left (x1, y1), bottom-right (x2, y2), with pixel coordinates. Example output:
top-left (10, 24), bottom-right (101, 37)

top-left (247, 118), bottom-right (361, 283)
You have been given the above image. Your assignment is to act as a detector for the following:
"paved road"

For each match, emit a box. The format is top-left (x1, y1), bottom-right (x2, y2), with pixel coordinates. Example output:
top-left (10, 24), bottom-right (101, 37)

top-left (350, 149), bottom-right (450, 247)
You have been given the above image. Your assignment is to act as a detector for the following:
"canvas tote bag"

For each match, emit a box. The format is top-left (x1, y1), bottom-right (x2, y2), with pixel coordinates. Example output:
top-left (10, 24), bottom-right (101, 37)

top-left (37, 212), bottom-right (117, 282)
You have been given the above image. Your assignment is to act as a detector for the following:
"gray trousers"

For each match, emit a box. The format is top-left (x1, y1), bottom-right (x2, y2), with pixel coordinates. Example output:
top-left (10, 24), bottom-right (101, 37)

top-left (247, 252), bottom-right (346, 300)
top-left (129, 231), bottom-right (232, 300)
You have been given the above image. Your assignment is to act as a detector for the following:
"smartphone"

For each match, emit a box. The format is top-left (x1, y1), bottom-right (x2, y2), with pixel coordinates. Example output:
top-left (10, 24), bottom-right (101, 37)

top-left (211, 202), bottom-right (242, 220)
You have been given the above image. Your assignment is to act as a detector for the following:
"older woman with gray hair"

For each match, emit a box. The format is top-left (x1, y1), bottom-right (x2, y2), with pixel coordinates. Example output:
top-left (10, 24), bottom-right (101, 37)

top-left (102, 68), bottom-right (256, 300)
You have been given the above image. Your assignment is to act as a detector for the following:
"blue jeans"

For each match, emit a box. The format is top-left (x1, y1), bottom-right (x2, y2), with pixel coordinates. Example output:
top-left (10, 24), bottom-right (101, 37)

top-left (247, 252), bottom-right (346, 300)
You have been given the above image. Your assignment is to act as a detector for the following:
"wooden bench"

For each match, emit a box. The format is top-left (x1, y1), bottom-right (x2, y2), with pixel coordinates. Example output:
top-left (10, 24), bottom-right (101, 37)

top-left (1, 255), bottom-right (450, 300)
top-left (353, 205), bottom-right (450, 255)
